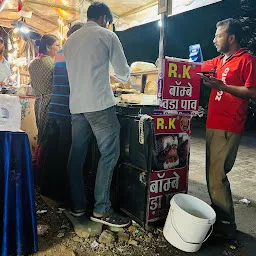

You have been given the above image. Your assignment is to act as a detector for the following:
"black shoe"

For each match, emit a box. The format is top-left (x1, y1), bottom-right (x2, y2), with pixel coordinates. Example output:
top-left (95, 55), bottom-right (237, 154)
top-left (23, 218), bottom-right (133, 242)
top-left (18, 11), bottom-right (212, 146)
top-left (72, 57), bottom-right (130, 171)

top-left (227, 239), bottom-right (244, 249)
top-left (213, 222), bottom-right (237, 240)
top-left (90, 209), bottom-right (131, 228)
top-left (205, 233), bottom-right (226, 246)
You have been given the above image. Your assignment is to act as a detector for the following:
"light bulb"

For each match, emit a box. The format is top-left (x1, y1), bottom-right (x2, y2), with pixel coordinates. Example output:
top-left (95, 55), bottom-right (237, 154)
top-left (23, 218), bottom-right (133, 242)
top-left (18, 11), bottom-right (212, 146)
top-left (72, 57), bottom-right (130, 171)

top-left (158, 20), bottom-right (162, 27)
top-left (58, 8), bottom-right (68, 16)
top-left (61, 0), bottom-right (69, 5)
top-left (57, 31), bottom-right (64, 41)
top-left (20, 27), bottom-right (30, 34)
top-left (13, 43), bottom-right (18, 49)
top-left (13, 28), bottom-right (19, 33)
top-left (58, 19), bottom-right (64, 26)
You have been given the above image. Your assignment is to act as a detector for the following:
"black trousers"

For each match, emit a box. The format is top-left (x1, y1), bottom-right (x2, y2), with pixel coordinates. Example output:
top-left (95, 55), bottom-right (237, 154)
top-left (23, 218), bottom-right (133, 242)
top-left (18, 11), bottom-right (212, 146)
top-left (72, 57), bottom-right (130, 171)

top-left (40, 117), bottom-right (72, 205)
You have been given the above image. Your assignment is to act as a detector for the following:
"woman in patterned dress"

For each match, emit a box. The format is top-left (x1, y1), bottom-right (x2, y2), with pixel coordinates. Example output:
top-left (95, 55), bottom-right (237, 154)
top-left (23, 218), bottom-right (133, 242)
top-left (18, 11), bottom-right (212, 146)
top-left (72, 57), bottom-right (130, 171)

top-left (29, 35), bottom-right (60, 147)
top-left (29, 35), bottom-right (59, 186)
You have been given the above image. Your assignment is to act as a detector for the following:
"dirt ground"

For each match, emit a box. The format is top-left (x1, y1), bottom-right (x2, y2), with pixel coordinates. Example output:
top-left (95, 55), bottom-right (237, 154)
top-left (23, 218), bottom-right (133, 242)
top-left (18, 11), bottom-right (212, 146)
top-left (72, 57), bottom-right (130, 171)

top-left (31, 127), bottom-right (256, 256)
top-left (32, 190), bottom-right (256, 256)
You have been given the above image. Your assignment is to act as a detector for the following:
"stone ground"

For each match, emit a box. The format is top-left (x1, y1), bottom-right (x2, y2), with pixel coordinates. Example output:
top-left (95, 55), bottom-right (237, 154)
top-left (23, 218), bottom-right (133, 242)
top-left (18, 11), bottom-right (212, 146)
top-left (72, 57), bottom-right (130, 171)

top-left (189, 127), bottom-right (256, 204)
top-left (32, 127), bottom-right (256, 256)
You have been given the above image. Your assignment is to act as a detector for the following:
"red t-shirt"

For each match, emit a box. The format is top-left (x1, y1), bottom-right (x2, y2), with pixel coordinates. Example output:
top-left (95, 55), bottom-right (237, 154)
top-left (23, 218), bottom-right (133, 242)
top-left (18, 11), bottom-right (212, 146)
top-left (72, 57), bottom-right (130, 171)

top-left (202, 48), bottom-right (256, 134)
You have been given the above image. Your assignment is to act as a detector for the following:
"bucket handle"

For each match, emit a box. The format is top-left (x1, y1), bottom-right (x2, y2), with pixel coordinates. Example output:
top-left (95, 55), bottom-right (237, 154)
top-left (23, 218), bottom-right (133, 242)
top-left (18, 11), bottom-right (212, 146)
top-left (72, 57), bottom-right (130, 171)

top-left (170, 208), bottom-right (213, 245)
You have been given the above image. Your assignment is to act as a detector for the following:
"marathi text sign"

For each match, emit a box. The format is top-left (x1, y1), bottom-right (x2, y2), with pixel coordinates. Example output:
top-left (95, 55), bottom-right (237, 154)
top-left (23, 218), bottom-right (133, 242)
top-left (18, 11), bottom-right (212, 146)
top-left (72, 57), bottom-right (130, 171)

top-left (148, 114), bottom-right (190, 221)
top-left (148, 168), bottom-right (187, 221)
top-left (153, 115), bottom-right (191, 135)
top-left (160, 59), bottom-right (201, 111)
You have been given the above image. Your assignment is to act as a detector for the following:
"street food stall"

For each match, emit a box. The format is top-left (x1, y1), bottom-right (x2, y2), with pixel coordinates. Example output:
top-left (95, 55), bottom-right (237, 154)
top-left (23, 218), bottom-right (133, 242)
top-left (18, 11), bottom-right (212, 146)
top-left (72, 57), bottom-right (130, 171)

top-left (112, 58), bottom-right (201, 229)
top-left (0, 0), bottom-right (221, 141)
top-left (0, 0), bottom-right (222, 230)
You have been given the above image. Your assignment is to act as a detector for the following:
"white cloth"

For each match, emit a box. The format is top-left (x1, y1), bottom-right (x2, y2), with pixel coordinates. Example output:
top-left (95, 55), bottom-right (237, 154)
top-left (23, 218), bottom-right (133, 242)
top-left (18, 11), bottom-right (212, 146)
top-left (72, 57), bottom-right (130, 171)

top-left (0, 58), bottom-right (10, 83)
top-left (63, 21), bottom-right (130, 113)
top-left (0, 95), bottom-right (21, 131)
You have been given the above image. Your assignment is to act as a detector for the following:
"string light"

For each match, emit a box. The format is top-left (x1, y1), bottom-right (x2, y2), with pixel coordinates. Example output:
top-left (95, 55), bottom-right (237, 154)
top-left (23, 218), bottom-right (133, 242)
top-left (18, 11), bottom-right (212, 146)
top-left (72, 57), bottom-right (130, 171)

top-left (58, 19), bottom-right (64, 26)
top-left (58, 15), bottom-right (65, 45)
top-left (58, 8), bottom-right (68, 16)
top-left (57, 31), bottom-right (64, 41)
top-left (61, 0), bottom-right (69, 5)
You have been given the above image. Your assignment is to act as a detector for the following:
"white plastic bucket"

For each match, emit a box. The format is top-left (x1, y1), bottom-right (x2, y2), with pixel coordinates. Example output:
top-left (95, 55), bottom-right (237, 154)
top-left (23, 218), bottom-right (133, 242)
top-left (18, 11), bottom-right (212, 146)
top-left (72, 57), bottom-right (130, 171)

top-left (163, 194), bottom-right (216, 253)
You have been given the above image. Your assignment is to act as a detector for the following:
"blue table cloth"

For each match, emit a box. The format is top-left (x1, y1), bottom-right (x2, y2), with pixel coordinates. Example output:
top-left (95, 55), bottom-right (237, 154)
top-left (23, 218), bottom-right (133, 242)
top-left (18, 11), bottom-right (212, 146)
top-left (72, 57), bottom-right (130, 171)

top-left (0, 132), bottom-right (38, 256)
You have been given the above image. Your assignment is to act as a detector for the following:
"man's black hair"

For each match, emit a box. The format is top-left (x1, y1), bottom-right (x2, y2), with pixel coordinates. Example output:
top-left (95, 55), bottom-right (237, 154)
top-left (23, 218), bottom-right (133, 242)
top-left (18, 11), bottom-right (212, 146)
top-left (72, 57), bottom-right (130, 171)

top-left (216, 18), bottom-right (243, 44)
top-left (87, 2), bottom-right (113, 24)
top-left (67, 22), bottom-right (84, 38)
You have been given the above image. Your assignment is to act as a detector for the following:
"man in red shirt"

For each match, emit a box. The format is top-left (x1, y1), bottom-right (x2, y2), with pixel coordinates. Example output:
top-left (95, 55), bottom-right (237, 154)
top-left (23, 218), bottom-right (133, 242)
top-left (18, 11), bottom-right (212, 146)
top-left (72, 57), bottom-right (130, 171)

top-left (202, 18), bottom-right (256, 241)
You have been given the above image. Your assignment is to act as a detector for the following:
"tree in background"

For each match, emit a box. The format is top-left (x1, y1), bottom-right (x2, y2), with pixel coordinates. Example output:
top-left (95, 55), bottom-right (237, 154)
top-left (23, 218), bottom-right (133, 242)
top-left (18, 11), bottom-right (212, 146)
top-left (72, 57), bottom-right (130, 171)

top-left (238, 0), bottom-right (256, 130)
top-left (239, 0), bottom-right (256, 54)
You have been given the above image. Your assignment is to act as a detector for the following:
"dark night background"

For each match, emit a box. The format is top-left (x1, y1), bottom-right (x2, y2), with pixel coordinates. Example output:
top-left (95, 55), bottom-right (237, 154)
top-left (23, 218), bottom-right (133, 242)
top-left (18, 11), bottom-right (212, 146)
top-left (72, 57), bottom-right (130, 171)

top-left (117, 0), bottom-right (240, 64)
top-left (116, 0), bottom-right (256, 130)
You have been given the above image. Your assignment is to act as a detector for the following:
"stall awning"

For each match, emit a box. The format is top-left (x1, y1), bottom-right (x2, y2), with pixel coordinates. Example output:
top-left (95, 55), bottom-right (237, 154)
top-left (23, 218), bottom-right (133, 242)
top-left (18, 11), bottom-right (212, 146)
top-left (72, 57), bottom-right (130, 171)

top-left (0, 0), bottom-right (222, 34)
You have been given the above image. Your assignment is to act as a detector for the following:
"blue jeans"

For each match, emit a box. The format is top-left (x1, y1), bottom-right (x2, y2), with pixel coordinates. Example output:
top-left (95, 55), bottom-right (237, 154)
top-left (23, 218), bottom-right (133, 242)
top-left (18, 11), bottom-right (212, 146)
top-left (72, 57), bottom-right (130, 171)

top-left (68, 107), bottom-right (120, 214)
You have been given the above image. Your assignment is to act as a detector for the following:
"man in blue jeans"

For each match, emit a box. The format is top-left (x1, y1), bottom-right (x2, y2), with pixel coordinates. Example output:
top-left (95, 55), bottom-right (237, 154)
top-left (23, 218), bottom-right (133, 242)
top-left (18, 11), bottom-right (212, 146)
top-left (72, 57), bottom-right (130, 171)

top-left (64, 2), bottom-right (131, 227)
top-left (40, 23), bottom-right (84, 204)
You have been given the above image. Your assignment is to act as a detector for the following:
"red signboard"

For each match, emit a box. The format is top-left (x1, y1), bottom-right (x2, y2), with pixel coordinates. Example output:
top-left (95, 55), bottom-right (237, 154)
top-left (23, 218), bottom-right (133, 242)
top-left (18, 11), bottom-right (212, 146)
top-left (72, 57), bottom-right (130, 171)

top-left (148, 114), bottom-right (190, 221)
top-left (153, 115), bottom-right (191, 135)
top-left (160, 59), bottom-right (201, 112)
top-left (148, 168), bottom-right (188, 221)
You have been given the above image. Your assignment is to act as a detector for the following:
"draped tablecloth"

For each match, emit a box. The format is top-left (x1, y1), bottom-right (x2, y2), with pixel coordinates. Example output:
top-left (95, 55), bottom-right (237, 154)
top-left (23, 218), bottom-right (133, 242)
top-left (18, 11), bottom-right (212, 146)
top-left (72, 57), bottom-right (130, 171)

top-left (0, 132), bottom-right (38, 256)
top-left (19, 96), bottom-right (38, 154)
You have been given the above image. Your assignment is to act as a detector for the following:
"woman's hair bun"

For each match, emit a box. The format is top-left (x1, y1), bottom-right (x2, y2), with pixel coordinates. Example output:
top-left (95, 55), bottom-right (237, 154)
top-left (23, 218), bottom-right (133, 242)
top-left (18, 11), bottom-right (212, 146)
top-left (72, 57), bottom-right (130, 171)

top-left (35, 39), bottom-right (41, 47)
top-left (36, 34), bottom-right (57, 55)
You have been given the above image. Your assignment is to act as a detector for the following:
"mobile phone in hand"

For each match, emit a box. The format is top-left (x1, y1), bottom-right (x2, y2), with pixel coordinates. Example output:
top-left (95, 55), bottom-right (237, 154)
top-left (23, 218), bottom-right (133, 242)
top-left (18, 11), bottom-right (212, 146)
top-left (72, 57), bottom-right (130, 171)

top-left (197, 73), bottom-right (211, 79)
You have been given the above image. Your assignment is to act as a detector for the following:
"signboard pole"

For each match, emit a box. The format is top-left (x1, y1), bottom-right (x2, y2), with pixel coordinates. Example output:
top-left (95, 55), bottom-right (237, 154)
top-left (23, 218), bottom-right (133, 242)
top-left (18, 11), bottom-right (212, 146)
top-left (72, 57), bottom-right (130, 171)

top-left (157, 0), bottom-right (171, 102)
top-left (158, 13), bottom-right (167, 60)
top-left (147, 1), bottom-right (201, 222)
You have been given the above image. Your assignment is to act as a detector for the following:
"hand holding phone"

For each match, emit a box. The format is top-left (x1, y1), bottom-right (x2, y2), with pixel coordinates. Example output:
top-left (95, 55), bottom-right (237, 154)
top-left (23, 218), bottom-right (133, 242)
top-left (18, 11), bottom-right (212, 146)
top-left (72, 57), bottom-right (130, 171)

top-left (197, 73), bottom-right (211, 80)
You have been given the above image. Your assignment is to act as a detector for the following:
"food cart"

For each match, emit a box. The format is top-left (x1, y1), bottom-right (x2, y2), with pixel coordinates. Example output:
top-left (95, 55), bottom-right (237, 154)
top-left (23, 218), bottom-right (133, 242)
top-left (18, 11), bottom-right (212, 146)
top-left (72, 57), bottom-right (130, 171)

top-left (113, 57), bottom-right (201, 229)
top-left (0, 0), bottom-right (222, 229)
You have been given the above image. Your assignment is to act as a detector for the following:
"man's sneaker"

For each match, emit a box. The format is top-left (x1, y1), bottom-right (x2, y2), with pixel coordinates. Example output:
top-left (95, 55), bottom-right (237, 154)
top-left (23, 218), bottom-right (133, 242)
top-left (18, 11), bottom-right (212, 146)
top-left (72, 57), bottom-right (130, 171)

top-left (90, 209), bottom-right (131, 228)
top-left (70, 209), bottom-right (86, 217)
top-left (227, 239), bottom-right (244, 249)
